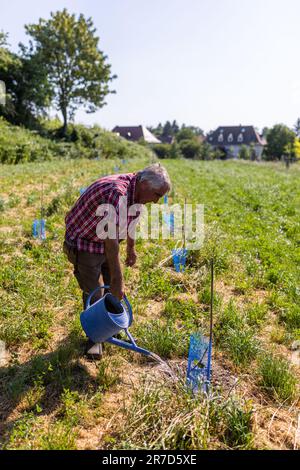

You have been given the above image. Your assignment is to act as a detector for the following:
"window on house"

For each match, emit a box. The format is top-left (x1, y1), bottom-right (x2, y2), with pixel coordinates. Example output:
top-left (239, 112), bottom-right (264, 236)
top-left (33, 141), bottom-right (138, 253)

top-left (218, 134), bottom-right (224, 142)
top-left (228, 133), bottom-right (233, 143)
top-left (237, 133), bottom-right (243, 143)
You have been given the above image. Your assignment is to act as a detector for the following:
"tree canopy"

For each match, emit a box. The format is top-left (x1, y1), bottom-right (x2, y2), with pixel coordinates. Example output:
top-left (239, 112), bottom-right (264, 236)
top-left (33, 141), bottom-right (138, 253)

top-left (0, 32), bottom-right (50, 127)
top-left (21, 9), bottom-right (116, 135)
top-left (150, 120), bottom-right (204, 143)
top-left (264, 124), bottom-right (296, 160)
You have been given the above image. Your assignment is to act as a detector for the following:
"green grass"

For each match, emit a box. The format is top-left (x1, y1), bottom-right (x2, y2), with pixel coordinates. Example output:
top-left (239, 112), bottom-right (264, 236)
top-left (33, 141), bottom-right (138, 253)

top-left (257, 353), bottom-right (298, 402)
top-left (1, 156), bottom-right (300, 449)
top-left (2, 412), bottom-right (38, 450)
top-left (96, 357), bottom-right (121, 391)
top-left (133, 319), bottom-right (189, 359)
top-left (223, 327), bottom-right (259, 367)
top-left (245, 302), bottom-right (268, 327)
top-left (38, 422), bottom-right (77, 450)
top-left (221, 399), bottom-right (254, 449)
top-left (214, 300), bottom-right (260, 367)
top-left (110, 377), bottom-right (254, 450)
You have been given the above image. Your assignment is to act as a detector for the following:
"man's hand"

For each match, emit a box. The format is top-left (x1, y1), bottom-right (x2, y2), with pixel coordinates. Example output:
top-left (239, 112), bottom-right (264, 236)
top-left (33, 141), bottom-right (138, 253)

top-left (126, 235), bottom-right (137, 267)
top-left (110, 278), bottom-right (125, 300)
top-left (125, 248), bottom-right (137, 267)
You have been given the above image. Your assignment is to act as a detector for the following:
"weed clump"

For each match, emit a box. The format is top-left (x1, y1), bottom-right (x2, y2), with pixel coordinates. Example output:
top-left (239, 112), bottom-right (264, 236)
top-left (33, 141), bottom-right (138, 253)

top-left (257, 353), bottom-right (298, 403)
top-left (111, 377), bottom-right (254, 450)
top-left (133, 320), bottom-right (189, 359)
top-left (96, 357), bottom-right (121, 391)
top-left (214, 300), bottom-right (260, 367)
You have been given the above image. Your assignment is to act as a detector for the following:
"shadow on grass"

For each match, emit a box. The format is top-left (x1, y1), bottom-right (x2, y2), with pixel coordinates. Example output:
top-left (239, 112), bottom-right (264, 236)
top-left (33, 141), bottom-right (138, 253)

top-left (0, 331), bottom-right (98, 442)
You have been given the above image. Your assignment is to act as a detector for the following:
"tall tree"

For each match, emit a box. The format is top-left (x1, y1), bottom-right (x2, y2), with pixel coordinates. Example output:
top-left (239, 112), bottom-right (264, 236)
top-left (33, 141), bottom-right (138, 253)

top-left (0, 31), bottom-right (8, 47)
top-left (0, 32), bottom-right (22, 121)
top-left (265, 124), bottom-right (295, 160)
top-left (162, 121), bottom-right (172, 139)
top-left (0, 31), bottom-right (51, 126)
top-left (171, 120), bottom-right (179, 134)
top-left (294, 118), bottom-right (300, 138)
top-left (22, 9), bottom-right (116, 135)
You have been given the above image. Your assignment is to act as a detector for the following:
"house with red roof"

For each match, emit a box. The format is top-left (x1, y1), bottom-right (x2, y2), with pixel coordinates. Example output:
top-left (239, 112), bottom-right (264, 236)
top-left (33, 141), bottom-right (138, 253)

top-left (112, 125), bottom-right (161, 144)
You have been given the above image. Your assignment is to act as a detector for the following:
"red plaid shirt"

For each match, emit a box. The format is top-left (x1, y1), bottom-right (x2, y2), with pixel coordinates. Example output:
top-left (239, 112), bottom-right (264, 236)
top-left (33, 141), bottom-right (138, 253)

top-left (65, 173), bottom-right (138, 253)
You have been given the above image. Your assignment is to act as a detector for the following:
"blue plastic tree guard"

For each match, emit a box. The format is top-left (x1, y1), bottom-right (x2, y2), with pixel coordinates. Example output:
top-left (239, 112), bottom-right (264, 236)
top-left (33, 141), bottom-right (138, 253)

top-left (32, 219), bottom-right (46, 240)
top-left (172, 247), bottom-right (187, 272)
top-left (114, 166), bottom-right (120, 173)
top-left (163, 195), bottom-right (168, 205)
top-left (186, 333), bottom-right (212, 394)
top-left (79, 187), bottom-right (87, 195)
top-left (163, 212), bottom-right (175, 233)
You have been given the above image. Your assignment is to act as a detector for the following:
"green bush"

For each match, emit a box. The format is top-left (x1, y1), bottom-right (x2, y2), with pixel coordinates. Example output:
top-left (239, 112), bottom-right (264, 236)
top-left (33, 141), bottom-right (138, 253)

top-left (0, 118), bottom-right (60, 164)
top-left (179, 139), bottom-right (202, 159)
top-left (152, 142), bottom-right (182, 159)
top-left (0, 118), bottom-right (153, 164)
top-left (238, 145), bottom-right (251, 160)
top-left (153, 143), bottom-right (171, 159)
top-left (169, 142), bottom-right (183, 159)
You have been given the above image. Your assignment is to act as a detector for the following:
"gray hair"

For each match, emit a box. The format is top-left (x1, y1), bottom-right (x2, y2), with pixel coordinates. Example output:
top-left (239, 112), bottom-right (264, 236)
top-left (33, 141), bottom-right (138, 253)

top-left (137, 163), bottom-right (171, 191)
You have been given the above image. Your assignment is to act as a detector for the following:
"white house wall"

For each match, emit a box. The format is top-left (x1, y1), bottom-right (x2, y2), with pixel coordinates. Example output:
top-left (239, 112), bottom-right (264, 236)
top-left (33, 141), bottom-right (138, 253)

top-left (213, 144), bottom-right (264, 160)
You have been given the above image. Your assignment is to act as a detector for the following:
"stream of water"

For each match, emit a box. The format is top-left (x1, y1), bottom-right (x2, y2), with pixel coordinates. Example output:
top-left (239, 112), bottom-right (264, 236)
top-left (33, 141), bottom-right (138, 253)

top-left (148, 352), bottom-right (178, 381)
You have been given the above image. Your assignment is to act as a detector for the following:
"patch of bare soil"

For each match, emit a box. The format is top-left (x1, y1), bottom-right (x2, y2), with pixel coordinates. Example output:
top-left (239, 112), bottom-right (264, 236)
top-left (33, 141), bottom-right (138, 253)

top-left (173, 292), bottom-right (198, 303)
top-left (216, 280), bottom-right (267, 308)
top-left (215, 280), bottom-right (236, 305)
top-left (143, 300), bottom-right (164, 319)
top-left (76, 357), bottom-right (166, 450)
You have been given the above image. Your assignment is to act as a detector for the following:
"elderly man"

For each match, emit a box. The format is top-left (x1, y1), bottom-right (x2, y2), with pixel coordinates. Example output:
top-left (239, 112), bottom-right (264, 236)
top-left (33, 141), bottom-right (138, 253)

top-left (63, 163), bottom-right (171, 358)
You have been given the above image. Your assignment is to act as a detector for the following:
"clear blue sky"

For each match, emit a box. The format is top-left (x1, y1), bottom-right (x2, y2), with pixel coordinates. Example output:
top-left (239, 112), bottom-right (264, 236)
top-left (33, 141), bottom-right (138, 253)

top-left (1, 0), bottom-right (300, 133)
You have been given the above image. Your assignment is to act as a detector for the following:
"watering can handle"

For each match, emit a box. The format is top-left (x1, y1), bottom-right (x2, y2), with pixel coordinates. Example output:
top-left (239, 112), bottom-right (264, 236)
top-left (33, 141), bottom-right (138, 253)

top-left (85, 286), bottom-right (133, 326)
top-left (123, 294), bottom-right (133, 326)
top-left (85, 285), bottom-right (110, 309)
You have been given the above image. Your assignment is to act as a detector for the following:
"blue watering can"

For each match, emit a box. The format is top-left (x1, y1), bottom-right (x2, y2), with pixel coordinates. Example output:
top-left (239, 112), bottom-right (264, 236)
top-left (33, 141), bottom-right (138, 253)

top-left (80, 286), bottom-right (152, 357)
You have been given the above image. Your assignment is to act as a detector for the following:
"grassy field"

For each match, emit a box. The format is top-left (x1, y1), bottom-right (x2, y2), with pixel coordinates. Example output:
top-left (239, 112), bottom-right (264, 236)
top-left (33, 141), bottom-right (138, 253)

top-left (0, 157), bottom-right (299, 450)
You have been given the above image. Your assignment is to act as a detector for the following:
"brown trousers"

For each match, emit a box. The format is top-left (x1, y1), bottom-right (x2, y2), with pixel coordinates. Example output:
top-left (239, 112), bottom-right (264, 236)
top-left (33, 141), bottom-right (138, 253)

top-left (63, 240), bottom-right (110, 308)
